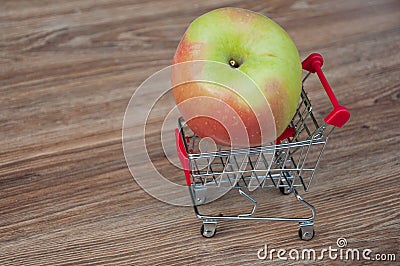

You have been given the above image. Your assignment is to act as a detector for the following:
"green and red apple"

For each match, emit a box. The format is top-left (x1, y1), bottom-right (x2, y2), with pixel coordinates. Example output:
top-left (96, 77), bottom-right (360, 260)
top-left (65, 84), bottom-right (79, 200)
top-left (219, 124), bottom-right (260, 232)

top-left (172, 7), bottom-right (302, 147)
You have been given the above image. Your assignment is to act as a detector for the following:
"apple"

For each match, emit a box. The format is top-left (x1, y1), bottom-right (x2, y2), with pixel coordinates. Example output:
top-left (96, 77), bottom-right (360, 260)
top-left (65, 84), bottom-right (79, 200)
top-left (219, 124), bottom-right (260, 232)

top-left (172, 7), bottom-right (302, 147)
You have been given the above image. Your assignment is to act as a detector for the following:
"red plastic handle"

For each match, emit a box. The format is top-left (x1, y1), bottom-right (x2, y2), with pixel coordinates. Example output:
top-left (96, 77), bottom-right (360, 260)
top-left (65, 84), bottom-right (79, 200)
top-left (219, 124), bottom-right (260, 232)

top-left (175, 128), bottom-right (191, 186)
top-left (302, 53), bottom-right (350, 127)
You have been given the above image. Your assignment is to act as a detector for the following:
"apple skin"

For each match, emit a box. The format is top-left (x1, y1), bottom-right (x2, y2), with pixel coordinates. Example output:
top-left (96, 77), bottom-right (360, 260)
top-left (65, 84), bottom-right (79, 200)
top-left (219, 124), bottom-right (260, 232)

top-left (172, 7), bottom-right (302, 147)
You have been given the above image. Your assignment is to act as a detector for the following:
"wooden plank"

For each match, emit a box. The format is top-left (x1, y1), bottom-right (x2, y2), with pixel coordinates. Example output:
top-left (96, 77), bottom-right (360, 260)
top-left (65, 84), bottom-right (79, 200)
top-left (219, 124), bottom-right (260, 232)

top-left (0, 0), bottom-right (399, 265)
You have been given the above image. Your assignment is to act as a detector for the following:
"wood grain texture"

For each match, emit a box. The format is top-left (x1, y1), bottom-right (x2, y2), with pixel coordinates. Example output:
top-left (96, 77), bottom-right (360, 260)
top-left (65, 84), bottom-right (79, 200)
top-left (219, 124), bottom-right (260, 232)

top-left (0, 0), bottom-right (399, 265)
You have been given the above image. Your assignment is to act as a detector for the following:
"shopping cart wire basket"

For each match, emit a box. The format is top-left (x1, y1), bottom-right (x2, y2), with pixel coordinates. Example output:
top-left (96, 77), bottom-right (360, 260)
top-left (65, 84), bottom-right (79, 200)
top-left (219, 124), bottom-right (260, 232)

top-left (175, 53), bottom-right (350, 240)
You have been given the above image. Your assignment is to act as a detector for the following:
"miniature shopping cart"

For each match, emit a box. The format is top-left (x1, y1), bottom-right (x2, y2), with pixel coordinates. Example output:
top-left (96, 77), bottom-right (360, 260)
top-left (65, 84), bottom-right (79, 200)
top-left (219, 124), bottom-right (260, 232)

top-left (175, 53), bottom-right (350, 240)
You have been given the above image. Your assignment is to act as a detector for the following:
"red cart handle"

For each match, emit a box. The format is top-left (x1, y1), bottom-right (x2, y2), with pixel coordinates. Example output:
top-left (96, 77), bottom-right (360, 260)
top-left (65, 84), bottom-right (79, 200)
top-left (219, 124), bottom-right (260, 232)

top-left (302, 53), bottom-right (350, 127)
top-left (175, 128), bottom-right (191, 186)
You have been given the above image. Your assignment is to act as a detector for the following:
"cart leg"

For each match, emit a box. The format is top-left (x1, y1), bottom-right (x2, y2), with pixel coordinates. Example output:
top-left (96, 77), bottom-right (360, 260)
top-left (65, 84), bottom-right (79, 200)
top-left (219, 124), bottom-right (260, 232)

top-left (293, 188), bottom-right (316, 240)
top-left (238, 189), bottom-right (257, 217)
top-left (200, 219), bottom-right (217, 238)
top-left (293, 188), bottom-right (316, 219)
top-left (279, 172), bottom-right (293, 195)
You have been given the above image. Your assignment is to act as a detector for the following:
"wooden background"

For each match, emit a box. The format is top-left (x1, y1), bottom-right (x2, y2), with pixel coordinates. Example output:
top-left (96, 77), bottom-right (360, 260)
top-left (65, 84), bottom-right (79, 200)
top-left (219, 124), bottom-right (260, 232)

top-left (1, 0), bottom-right (399, 265)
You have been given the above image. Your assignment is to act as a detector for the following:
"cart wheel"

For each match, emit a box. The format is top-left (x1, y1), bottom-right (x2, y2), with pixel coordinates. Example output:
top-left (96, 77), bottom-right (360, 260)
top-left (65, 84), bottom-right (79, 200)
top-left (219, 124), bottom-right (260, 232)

top-left (298, 227), bottom-right (315, 241)
top-left (201, 223), bottom-right (217, 238)
top-left (279, 186), bottom-right (292, 195)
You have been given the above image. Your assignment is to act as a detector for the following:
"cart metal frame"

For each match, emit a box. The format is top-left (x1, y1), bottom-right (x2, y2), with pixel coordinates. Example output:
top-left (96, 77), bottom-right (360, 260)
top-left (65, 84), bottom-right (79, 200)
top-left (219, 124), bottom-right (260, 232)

top-left (175, 53), bottom-right (350, 240)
